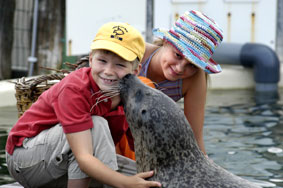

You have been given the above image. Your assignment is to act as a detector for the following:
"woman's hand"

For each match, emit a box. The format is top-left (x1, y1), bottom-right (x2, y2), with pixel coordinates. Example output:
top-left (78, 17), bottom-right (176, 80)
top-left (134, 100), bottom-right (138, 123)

top-left (123, 171), bottom-right (162, 188)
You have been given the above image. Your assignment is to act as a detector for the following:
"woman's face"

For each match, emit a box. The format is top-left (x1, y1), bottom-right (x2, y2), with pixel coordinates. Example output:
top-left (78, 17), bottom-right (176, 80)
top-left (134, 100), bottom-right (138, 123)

top-left (159, 42), bottom-right (198, 81)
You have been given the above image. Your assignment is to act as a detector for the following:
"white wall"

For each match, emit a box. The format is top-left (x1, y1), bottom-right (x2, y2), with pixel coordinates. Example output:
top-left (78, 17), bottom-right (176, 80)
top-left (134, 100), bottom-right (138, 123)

top-left (67, 0), bottom-right (277, 55)
top-left (66, 0), bottom-right (146, 55)
top-left (154, 0), bottom-right (277, 49)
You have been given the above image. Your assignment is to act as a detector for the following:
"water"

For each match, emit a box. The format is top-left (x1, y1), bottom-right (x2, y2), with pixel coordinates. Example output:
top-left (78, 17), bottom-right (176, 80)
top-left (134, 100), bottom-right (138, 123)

top-left (0, 105), bottom-right (17, 185)
top-left (0, 89), bottom-right (283, 187)
top-left (204, 89), bottom-right (283, 188)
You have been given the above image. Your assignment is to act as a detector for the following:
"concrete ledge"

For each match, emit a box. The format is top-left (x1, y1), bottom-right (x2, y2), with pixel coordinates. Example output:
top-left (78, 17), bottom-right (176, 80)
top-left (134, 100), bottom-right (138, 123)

top-left (0, 79), bottom-right (16, 107)
top-left (0, 182), bottom-right (23, 188)
top-left (210, 64), bottom-right (283, 90)
top-left (210, 65), bottom-right (255, 90)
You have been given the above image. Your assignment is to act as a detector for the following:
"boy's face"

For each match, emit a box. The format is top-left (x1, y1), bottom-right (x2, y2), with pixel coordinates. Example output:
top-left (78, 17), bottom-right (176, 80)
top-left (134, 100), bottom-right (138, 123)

top-left (89, 50), bottom-right (139, 91)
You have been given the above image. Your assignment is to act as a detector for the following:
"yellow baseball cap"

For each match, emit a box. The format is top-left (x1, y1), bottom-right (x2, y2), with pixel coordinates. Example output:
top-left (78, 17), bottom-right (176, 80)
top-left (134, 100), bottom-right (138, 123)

top-left (90, 22), bottom-right (145, 61)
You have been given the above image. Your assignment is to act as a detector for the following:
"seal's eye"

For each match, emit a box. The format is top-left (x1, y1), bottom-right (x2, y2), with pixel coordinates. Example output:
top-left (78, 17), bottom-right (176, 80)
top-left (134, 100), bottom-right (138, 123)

top-left (141, 109), bottom-right (147, 115)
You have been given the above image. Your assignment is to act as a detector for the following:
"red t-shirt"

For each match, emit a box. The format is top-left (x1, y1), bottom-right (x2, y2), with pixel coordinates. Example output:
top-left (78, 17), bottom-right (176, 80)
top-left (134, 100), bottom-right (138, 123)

top-left (6, 67), bottom-right (133, 155)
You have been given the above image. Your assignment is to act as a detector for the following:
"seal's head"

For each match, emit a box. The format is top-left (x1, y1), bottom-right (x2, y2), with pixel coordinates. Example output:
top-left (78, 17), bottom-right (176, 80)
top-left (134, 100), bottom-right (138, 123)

top-left (119, 74), bottom-right (187, 141)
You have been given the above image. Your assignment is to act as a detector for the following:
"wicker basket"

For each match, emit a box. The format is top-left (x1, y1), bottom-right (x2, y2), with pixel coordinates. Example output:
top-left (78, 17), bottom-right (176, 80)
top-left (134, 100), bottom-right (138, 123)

top-left (13, 56), bottom-right (89, 118)
top-left (14, 73), bottom-right (65, 118)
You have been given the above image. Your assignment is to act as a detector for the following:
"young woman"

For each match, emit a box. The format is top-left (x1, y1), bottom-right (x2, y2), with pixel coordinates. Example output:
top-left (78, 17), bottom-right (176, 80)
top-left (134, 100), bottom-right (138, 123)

top-left (139, 10), bottom-right (224, 155)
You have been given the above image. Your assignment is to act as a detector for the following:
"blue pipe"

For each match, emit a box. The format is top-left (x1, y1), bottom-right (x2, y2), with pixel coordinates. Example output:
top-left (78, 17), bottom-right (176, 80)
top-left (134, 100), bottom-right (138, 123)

top-left (28, 0), bottom-right (39, 77)
top-left (240, 43), bottom-right (280, 92)
top-left (212, 42), bottom-right (280, 93)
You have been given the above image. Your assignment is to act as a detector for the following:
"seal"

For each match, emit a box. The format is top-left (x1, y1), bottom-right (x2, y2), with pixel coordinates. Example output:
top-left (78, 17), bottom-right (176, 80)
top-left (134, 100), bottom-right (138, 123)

top-left (119, 74), bottom-right (260, 188)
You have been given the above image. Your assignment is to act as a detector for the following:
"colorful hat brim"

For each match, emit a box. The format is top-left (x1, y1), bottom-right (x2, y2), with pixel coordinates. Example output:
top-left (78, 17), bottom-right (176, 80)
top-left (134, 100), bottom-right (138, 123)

top-left (153, 28), bottom-right (222, 74)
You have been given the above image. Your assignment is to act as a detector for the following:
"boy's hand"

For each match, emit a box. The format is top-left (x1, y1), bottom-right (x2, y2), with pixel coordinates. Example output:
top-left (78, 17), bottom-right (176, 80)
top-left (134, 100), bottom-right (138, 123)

top-left (124, 170), bottom-right (161, 188)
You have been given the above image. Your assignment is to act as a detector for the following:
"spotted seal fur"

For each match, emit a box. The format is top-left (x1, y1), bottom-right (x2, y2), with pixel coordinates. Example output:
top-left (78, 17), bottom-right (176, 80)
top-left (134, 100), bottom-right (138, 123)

top-left (119, 74), bottom-right (260, 188)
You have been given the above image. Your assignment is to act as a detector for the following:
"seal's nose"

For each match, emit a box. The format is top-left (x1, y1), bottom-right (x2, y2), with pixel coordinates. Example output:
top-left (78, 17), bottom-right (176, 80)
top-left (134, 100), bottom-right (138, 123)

top-left (120, 74), bottom-right (131, 87)
top-left (124, 74), bottom-right (132, 79)
top-left (119, 74), bottom-right (134, 99)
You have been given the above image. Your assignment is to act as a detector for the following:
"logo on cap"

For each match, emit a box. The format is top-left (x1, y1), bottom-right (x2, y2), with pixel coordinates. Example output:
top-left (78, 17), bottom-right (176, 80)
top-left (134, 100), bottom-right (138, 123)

top-left (111, 26), bottom-right (128, 41)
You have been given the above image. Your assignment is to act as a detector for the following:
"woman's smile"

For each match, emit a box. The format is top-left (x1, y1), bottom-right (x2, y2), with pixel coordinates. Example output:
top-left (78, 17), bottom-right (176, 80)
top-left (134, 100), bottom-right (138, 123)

top-left (169, 65), bottom-right (181, 77)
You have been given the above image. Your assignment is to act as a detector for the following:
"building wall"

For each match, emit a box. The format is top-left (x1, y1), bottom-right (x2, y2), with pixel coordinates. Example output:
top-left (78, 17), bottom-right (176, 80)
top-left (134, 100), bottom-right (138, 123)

top-left (154, 0), bottom-right (277, 50)
top-left (11, 0), bottom-right (65, 77)
top-left (66, 0), bottom-right (146, 56)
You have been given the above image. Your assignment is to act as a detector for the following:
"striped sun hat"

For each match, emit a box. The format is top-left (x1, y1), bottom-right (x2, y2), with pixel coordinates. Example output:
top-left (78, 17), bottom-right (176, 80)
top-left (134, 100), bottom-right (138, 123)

top-left (153, 10), bottom-right (223, 74)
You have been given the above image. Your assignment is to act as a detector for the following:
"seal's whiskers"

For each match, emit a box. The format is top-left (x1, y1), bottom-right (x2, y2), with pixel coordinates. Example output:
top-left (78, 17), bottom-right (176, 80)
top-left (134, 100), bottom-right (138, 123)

top-left (90, 86), bottom-right (120, 112)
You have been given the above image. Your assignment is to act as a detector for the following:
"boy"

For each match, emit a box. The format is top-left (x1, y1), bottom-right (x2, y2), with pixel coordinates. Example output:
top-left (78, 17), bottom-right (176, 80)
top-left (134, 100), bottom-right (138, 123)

top-left (6, 22), bottom-right (161, 188)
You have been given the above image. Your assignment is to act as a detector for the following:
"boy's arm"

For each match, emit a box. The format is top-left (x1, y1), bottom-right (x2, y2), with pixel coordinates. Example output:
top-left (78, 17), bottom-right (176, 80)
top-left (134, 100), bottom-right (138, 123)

top-left (66, 129), bottom-right (161, 188)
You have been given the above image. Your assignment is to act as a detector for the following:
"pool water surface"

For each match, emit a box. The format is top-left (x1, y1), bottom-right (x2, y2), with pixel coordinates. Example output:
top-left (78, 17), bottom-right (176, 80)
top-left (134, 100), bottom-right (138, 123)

top-left (204, 89), bottom-right (283, 187)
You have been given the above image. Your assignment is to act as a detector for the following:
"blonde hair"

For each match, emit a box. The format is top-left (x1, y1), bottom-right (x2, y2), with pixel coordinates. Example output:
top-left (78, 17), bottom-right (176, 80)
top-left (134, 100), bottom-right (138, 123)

top-left (153, 38), bottom-right (164, 46)
top-left (90, 49), bottom-right (140, 70)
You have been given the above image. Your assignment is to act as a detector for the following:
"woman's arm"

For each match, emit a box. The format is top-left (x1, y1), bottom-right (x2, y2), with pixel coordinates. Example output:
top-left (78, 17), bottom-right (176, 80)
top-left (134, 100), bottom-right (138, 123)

top-left (66, 129), bottom-right (161, 188)
top-left (183, 70), bottom-right (207, 155)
